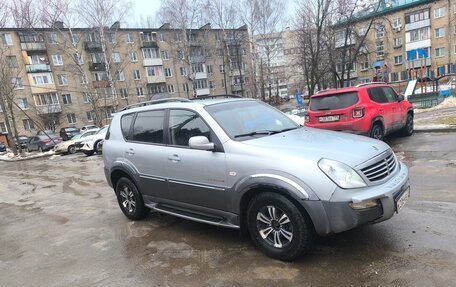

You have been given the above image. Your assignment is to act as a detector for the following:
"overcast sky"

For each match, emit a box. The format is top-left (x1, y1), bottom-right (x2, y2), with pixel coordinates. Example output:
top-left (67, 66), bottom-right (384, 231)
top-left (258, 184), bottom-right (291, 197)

top-left (130, 0), bottom-right (161, 27)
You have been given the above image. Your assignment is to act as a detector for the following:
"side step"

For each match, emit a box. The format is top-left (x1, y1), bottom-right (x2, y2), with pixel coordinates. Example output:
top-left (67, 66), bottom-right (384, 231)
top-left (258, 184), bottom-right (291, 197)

top-left (147, 203), bottom-right (240, 229)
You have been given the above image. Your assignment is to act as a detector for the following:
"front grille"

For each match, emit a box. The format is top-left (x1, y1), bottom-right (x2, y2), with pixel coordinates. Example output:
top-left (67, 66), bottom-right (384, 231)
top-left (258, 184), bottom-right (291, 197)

top-left (361, 153), bottom-right (396, 182)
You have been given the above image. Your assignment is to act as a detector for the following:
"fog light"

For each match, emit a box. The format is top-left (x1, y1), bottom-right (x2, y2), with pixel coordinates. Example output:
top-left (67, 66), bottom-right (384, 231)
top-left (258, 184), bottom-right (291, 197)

top-left (349, 199), bottom-right (379, 210)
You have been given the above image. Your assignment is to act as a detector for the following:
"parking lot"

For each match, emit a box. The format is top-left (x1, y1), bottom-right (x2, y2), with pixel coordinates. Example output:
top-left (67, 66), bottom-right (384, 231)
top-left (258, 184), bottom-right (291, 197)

top-left (1, 132), bottom-right (455, 286)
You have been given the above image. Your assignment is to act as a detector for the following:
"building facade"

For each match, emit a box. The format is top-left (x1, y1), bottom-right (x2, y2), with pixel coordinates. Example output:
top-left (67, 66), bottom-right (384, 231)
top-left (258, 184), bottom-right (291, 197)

top-left (334, 0), bottom-right (456, 91)
top-left (0, 24), bottom-right (252, 136)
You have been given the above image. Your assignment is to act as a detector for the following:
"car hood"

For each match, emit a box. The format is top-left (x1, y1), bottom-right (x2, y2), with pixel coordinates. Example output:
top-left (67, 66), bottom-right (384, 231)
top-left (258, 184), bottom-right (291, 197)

top-left (242, 127), bottom-right (390, 167)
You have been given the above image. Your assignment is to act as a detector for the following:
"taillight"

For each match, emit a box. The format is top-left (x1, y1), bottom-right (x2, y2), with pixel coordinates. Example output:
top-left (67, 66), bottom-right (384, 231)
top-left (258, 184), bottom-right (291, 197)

top-left (42, 139), bottom-right (51, 143)
top-left (305, 115), bottom-right (310, 123)
top-left (352, 108), bottom-right (364, 118)
top-left (58, 137), bottom-right (63, 140)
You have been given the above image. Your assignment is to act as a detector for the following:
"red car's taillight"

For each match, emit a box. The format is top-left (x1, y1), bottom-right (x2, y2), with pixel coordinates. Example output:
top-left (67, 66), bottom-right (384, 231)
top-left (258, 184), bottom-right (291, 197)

top-left (42, 139), bottom-right (51, 144)
top-left (305, 115), bottom-right (310, 123)
top-left (352, 108), bottom-right (364, 118)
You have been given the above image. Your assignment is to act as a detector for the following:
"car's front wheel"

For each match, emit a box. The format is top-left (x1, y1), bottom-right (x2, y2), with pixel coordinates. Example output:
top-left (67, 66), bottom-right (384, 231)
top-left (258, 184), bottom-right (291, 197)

top-left (401, 113), bottom-right (414, 136)
top-left (67, 145), bottom-right (76, 154)
top-left (115, 177), bottom-right (149, 220)
top-left (247, 192), bottom-right (315, 261)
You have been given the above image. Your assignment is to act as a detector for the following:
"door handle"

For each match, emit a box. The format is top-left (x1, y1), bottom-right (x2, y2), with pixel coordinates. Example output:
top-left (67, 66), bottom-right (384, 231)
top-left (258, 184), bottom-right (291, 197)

top-left (168, 154), bottom-right (181, 162)
top-left (125, 148), bottom-right (135, 155)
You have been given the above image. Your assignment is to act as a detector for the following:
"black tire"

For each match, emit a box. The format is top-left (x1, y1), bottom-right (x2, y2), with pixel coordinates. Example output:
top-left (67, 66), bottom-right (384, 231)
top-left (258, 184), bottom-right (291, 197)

top-left (369, 123), bottom-right (384, 140)
top-left (115, 177), bottom-right (149, 220)
top-left (67, 145), bottom-right (76, 154)
top-left (95, 140), bottom-right (103, 154)
top-left (83, 150), bottom-right (94, 156)
top-left (38, 146), bottom-right (43, 153)
top-left (246, 192), bottom-right (316, 261)
top-left (401, 113), bottom-right (414, 136)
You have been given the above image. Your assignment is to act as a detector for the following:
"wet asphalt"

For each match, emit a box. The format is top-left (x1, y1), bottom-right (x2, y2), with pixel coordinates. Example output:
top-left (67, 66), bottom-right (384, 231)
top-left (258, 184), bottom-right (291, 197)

top-left (0, 132), bottom-right (455, 286)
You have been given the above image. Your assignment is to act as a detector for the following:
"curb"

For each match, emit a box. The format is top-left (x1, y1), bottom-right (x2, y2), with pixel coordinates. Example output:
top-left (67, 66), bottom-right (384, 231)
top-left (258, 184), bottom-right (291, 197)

top-left (0, 152), bottom-right (55, 162)
top-left (414, 127), bottom-right (456, 133)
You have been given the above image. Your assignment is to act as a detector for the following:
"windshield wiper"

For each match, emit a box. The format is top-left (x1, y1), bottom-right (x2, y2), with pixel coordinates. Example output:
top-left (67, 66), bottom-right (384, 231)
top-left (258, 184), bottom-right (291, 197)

top-left (234, 127), bottom-right (299, 138)
top-left (269, 127), bottom-right (300, 135)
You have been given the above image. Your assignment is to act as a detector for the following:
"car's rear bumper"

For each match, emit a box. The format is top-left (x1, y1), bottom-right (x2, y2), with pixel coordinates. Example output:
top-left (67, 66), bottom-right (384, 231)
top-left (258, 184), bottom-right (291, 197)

top-left (301, 162), bottom-right (410, 236)
top-left (305, 118), bottom-right (370, 134)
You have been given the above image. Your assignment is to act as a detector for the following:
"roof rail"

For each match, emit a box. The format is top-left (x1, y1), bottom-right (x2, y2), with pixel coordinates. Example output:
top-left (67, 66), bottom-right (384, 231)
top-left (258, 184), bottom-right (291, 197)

top-left (120, 98), bottom-right (191, 111)
top-left (191, 94), bottom-right (243, 100)
top-left (355, 82), bottom-right (387, 88)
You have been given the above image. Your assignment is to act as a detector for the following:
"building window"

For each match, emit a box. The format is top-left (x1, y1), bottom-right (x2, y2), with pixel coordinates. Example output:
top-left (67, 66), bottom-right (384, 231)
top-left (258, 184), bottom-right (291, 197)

top-left (409, 27), bottom-right (429, 42)
top-left (376, 41), bottom-right (384, 56)
top-left (394, 55), bottom-right (403, 65)
top-left (360, 61), bottom-right (369, 71)
top-left (52, 54), bottom-right (63, 66)
top-left (48, 33), bottom-right (57, 44)
top-left (87, 111), bottom-right (94, 122)
top-left (79, 74), bottom-right (88, 84)
top-left (73, 53), bottom-right (83, 65)
top-left (161, 50), bottom-right (169, 60)
top-left (17, 98), bottom-right (28, 110)
top-left (167, 84), bottom-right (175, 93)
top-left (119, 88), bottom-right (128, 99)
top-left (179, 67), bottom-right (187, 76)
top-left (209, 81), bottom-right (215, 89)
top-left (57, 74), bottom-right (68, 86)
top-left (393, 37), bottom-right (402, 47)
top-left (7, 56), bottom-right (18, 68)
top-left (83, 92), bottom-right (91, 103)
top-left (191, 63), bottom-right (204, 73)
top-left (23, 119), bottom-right (34, 130)
top-left (405, 9), bottom-right (429, 24)
top-left (105, 108), bottom-right (114, 119)
top-left (435, 27), bottom-right (445, 38)
top-left (136, 87), bottom-right (144, 97)
top-left (375, 24), bottom-right (384, 39)
top-left (11, 77), bottom-right (24, 89)
top-left (183, 83), bottom-right (189, 92)
top-left (112, 52), bottom-right (121, 63)
top-left (434, 7), bottom-right (445, 18)
top-left (207, 65), bottom-right (213, 74)
top-left (33, 93), bottom-right (59, 106)
top-left (67, 113), bottom-right (76, 124)
top-left (129, 51), bottom-right (137, 62)
top-left (115, 70), bottom-right (125, 81)
top-left (1, 33), bottom-right (13, 45)
top-left (142, 48), bottom-right (159, 59)
top-left (219, 64), bottom-right (225, 73)
top-left (177, 50), bottom-right (184, 59)
top-left (61, 94), bottom-right (72, 105)
top-left (126, 32), bottom-right (134, 43)
top-left (146, 66), bottom-right (164, 77)
top-left (32, 73), bottom-right (53, 85)
top-left (165, 68), bottom-right (172, 77)
top-left (392, 18), bottom-right (401, 28)
top-left (221, 79), bottom-right (226, 88)
top-left (159, 33), bottom-right (165, 42)
top-left (133, 70), bottom-right (141, 80)
top-left (193, 79), bottom-right (208, 90)
top-left (435, 47), bottom-right (445, 57)
top-left (70, 33), bottom-right (79, 44)
top-left (93, 72), bottom-right (107, 81)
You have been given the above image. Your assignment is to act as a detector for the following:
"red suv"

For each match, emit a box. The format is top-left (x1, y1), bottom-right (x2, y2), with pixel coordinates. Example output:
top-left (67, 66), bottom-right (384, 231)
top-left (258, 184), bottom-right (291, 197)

top-left (304, 83), bottom-right (414, 140)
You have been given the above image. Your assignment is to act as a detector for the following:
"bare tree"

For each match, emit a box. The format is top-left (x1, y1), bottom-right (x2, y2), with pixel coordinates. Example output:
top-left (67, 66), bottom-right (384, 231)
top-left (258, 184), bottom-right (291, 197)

top-left (8, 0), bottom-right (41, 28)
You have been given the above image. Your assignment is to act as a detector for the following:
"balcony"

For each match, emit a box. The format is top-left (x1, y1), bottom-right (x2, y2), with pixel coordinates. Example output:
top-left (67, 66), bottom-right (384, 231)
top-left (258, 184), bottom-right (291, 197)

top-left (84, 41), bottom-right (102, 51)
top-left (140, 39), bottom-right (158, 48)
top-left (406, 58), bottom-right (431, 69)
top-left (146, 75), bottom-right (166, 84)
top-left (26, 64), bottom-right (51, 73)
top-left (190, 55), bottom-right (205, 63)
top-left (36, 104), bottom-right (61, 115)
top-left (93, 80), bottom-right (110, 88)
top-left (405, 19), bottom-right (430, 32)
top-left (195, 72), bottom-right (207, 80)
top-left (20, 42), bottom-right (46, 51)
top-left (89, 62), bottom-right (106, 71)
top-left (231, 84), bottom-right (243, 92)
top-left (143, 58), bottom-right (163, 66)
top-left (95, 97), bottom-right (118, 107)
top-left (196, 88), bottom-right (210, 96)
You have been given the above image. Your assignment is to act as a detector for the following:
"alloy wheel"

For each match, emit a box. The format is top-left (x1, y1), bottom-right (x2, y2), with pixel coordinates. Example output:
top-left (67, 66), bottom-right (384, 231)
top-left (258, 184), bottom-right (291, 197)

top-left (256, 205), bottom-right (293, 248)
top-left (119, 185), bottom-right (136, 214)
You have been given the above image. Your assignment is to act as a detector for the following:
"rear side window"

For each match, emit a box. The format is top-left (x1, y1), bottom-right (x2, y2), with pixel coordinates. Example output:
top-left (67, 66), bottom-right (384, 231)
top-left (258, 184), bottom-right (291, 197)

top-left (169, 109), bottom-right (210, 147)
top-left (131, 110), bottom-right (165, 144)
top-left (382, 87), bottom-right (398, 103)
top-left (310, 92), bottom-right (359, 111)
top-left (368, 87), bottom-right (388, 103)
top-left (121, 113), bottom-right (134, 139)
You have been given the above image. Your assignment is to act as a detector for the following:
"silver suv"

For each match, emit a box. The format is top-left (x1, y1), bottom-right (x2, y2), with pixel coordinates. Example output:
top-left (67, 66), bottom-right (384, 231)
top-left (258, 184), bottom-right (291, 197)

top-left (103, 96), bottom-right (410, 261)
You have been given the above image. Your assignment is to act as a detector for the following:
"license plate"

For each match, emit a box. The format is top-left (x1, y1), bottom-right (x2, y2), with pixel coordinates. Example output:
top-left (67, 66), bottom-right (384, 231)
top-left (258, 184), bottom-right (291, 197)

top-left (319, 115), bottom-right (339, 123)
top-left (395, 187), bottom-right (410, 213)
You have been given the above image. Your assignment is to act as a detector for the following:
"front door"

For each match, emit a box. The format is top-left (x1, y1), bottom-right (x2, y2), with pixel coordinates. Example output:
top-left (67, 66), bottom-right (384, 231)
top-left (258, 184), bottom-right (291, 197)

top-left (165, 109), bottom-right (227, 211)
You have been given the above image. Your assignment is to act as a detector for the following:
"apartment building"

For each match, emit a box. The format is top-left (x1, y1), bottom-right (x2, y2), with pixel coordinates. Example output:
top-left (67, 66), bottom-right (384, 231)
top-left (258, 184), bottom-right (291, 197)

top-left (253, 30), bottom-right (303, 100)
top-left (334, 0), bottom-right (456, 90)
top-left (0, 23), bottom-right (252, 136)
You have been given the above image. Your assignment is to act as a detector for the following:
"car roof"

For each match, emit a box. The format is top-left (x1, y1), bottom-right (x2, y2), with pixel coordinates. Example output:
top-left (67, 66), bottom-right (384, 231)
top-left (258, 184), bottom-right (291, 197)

top-left (312, 83), bottom-right (389, 98)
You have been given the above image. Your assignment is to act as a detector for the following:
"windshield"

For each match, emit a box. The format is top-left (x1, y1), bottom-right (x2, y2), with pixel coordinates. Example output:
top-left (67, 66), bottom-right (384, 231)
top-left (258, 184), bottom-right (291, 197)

top-left (96, 126), bottom-right (108, 134)
top-left (310, 92), bottom-right (359, 111)
top-left (66, 128), bottom-right (79, 132)
top-left (205, 100), bottom-right (300, 140)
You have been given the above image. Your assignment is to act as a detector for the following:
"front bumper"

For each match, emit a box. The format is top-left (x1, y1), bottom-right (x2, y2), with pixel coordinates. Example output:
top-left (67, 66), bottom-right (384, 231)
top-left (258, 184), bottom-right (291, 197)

top-left (302, 162), bottom-right (409, 236)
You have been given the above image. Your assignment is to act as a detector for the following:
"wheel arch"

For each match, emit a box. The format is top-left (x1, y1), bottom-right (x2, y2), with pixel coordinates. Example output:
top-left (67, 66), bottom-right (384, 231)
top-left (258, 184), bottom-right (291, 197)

top-left (110, 166), bottom-right (140, 195)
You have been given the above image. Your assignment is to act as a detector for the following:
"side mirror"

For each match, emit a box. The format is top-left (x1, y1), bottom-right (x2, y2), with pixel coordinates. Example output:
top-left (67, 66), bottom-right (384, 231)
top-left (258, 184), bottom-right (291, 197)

top-left (397, 94), bottom-right (404, 101)
top-left (189, 136), bottom-right (215, 151)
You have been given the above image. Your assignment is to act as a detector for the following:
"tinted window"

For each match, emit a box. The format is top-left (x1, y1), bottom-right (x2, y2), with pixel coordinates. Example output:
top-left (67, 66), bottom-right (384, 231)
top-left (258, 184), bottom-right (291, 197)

top-left (121, 113), bottom-right (134, 139)
top-left (131, 110), bottom-right (165, 144)
top-left (169, 110), bottom-right (210, 146)
top-left (310, 92), bottom-right (359, 111)
top-left (368, 87), bottom-right (388, 103)
top-left (382, 87), bottom-right (397, 103)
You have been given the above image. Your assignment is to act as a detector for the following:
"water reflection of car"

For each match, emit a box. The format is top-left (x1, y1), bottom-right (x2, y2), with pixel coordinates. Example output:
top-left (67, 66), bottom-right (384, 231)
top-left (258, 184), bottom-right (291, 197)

top-left (54, 130), bottom-right (98, 155)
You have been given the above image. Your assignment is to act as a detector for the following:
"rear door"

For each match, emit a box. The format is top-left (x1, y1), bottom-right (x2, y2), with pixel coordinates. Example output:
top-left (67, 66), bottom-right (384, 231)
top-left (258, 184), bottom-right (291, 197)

top-left (367, 87), bottom-right (395, 133)
top-left (164, 109), bottom-right (227, 210)
top-left (123, 110), bottom-right (169, 200)
top-left (382, 86), bottom-right (405, 130)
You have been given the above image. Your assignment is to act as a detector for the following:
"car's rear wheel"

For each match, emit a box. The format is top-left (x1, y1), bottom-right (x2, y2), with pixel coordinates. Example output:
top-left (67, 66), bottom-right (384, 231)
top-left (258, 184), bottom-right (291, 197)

top-left (95, 140), bottom-right (103, 154)
top-left (67, 145), bottom-right (76, 154)
top-left (247, 192), bottom-right (315, 261)
top-left (115, 177), bottom-right (149, 220)
top-left (401, 113), bottom-right (414, 136)
top-left (369, 123), bottom-right (384, 140)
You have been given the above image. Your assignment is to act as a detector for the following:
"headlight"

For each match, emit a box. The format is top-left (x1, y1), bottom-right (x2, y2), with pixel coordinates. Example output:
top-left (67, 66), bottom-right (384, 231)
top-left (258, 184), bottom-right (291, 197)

top-left (318, 158), bottom-right (366, 189)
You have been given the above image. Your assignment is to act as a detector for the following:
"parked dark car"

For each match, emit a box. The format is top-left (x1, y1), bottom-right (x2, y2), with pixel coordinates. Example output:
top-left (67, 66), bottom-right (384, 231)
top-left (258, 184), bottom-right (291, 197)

top-left (60, 127), bottom-right (81, 141)
top-left (0, 142), bottom-right (6, 152)
top-left (26, 135), bottom-right (62, 152)
top-left (13, 135), bottom-right (30, 149)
